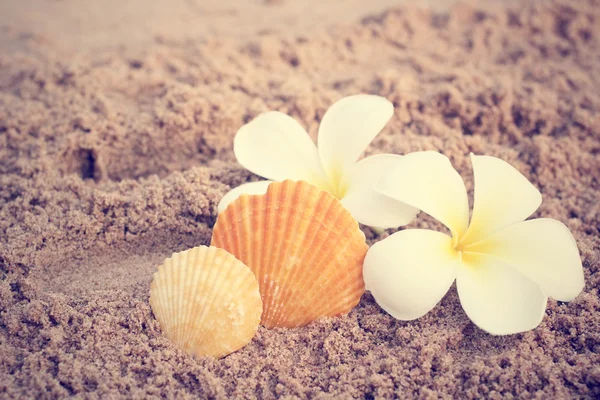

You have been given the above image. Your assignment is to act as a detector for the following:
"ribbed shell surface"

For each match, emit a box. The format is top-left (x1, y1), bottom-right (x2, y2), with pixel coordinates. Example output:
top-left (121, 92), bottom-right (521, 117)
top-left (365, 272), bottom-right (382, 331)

top-left (211, 180), bottom-right (367, 329)
top-left (149, 246), bottom-right (262, 359)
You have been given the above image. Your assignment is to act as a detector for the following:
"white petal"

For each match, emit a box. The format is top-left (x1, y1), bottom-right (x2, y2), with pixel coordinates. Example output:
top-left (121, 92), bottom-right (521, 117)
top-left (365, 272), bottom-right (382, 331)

top-left (375, 151), bottom-right (469, 240)
top-left (234, 111), bottom-right (327, 184)
top-left (363, 229), bottom-right (459, 320)
top-left (217, 181), bottom-right (273, 213)
top-left (465, 219), bottom-right (584, 301)
top-left (457, 254), bottom-right (547, 335)
top-left (317, 95), bottom-right (393, 182)
top-left (341, 155), bottom-right (419, 228)
top-left (463, 154), bottom-right (542, 243)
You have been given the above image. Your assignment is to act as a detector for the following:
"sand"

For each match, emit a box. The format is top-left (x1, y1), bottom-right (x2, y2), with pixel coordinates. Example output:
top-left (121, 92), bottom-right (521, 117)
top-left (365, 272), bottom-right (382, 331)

top-left (1, 0), bottom-right (599, 398)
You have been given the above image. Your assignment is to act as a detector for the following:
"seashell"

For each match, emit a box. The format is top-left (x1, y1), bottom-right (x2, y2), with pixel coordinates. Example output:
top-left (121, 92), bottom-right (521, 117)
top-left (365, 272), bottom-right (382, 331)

top-left (149, 246), bottom-right (262, 359)
top-left (211, 180), bottom-right (367, 329)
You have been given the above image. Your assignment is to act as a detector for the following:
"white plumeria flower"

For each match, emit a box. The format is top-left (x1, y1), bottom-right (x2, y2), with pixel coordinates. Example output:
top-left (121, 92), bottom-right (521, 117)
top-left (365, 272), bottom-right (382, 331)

top-left (218, 95), bottom-right (418, 228)
top-left (364, 151), bottom-right (584, 335)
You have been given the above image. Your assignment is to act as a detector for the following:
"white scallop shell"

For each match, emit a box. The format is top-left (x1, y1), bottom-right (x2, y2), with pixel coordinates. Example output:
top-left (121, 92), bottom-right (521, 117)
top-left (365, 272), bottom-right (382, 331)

top-left (149, 246), bottom-right (262, 358)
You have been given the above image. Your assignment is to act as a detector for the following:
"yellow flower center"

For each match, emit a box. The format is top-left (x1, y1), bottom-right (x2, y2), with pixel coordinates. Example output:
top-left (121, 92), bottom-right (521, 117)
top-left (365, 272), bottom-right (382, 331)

top-left (452, 234), bottom-right (489, 266)
top-left (321, 164), bottom-right (349, 200)
top-left (331, 174), bottom-right (349, 200)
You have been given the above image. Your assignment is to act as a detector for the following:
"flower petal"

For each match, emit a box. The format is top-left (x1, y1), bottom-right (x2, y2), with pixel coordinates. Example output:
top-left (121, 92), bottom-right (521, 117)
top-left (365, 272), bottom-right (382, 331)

top-left (317, 95), bottom-right (393, 181)
top-left (363, 229), bottom-right (459, 320)
top-left (465, 218), bottom-right (584, 301)
top-left (375, 151), bottom-right (469, 240)
top-left (234, 111), bottom-right (327, 184)
top-left (463, 154), bottom-right (542, 243)
top-left (457, 254), bottom-right (547, 335)
top-left (217, 181), bottom-right (273, 213)
top-left (341, 155), bottom-right (419, 228)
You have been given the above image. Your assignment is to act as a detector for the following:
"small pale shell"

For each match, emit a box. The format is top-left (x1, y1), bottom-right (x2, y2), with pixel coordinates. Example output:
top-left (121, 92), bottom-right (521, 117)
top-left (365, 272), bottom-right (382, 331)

top-left (211, 180), bottom-right (367, 329)
top-left (149, 246), bottom-right (262, 359)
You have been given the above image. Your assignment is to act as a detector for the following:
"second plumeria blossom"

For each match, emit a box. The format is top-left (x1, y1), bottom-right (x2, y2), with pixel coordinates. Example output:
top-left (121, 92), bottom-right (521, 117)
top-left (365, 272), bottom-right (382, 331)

top-left (364, 151), bottom-right (584, 335)
top-left (218, 95), bottom-right (418, 229)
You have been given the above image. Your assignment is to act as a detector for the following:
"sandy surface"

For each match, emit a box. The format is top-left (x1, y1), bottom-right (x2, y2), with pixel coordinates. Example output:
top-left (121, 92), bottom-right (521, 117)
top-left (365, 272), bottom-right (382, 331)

top-left (1, 0), bottom-right (600, 398)
top-left (0, 0), bottom-right (466, 53)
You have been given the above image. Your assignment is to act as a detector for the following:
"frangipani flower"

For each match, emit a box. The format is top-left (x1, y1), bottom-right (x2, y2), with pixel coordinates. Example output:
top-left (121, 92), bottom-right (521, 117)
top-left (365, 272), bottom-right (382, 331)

top-left (218, 95), bottom-right (418, 228)
top-left (363, 151), bottom-right (584, 335)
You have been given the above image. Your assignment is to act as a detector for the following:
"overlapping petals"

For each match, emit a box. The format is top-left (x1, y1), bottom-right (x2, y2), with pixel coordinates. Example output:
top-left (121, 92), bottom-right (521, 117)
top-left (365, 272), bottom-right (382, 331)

top-left (340, 155), bottom-right (422, 228)
top-left (462, 154), bottom-right (542, 244)
top-left (466, 219), bottom-right (584, 301)
top-left (363, 229), bottom-right (459, 320)
top-left (365, 151), bottom-right (584, 335)
top-left (218, 95), bottom-right (418, 228)
top-left (376, 151), bottom-right (469, 240)
top-left (456, 254), bottom-right (548, 335)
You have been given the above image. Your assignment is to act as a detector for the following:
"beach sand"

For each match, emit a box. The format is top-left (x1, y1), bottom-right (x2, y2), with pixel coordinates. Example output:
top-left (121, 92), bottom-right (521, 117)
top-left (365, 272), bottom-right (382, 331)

top-left (1, 0), bottom-right (599, 398)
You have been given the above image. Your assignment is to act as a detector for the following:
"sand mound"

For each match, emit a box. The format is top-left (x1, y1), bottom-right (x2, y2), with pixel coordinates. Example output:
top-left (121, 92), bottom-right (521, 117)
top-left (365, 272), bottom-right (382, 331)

top-left (1, 1), bottom-right (599, 398)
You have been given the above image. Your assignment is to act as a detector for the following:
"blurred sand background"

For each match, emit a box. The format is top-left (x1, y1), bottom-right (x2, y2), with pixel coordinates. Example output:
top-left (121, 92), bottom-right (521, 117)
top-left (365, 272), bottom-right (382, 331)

top-left (0, 0), bottom-right (489, 52)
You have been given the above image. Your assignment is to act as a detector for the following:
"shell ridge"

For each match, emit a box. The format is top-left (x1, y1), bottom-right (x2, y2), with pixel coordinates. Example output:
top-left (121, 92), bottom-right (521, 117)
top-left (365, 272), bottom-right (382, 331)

top-left (259, 182), bottom-right (280, 325)
top-left (176, 249), bottom-right (189, 346)
top-left (250, 194), bottom-right (264, 312)
top-left (169, 252), bottom-right (184, 346)
top-left (182, 246), bottom-right (210, 349)
top-left (191, 247), bottom-right (231, 353)
top-left (233, 197), bottom-right (247, 271)
top-left (194, 254), bottom-right (232, 355)
top-left (242, 195), bottom-right (254, 280)
top-left (267, 181), bottom-right (310, 326)
top-left (282, 195), bottom-right (348, 325)
top-left (163, 256), bottom-right (176, 341)
top-left (313, 217), bottom-right (366, 317)
top-left (296, 200), bottom-right (366, 321)
top-left (218, 254), bottom-right (262, 355)
top-left (180, 247), bottom-right (200, 349)
top-left (309, 224), bottom-right (366, 319)
top-left (268, 180), bottom-right (313, 326)
top-left (227, 260), bottom-right (261, 327)
top-left (258, 189), bottom-right (273, 324)
top-left (333, 236), bottom-right (367, 316)
top-left (270, 181), bottom-right (322, 327)
top-left (208, 253), bottom-right (258, 356)
top-left (166, 257), bottom-right (179, 341)
top-left (264, 180), bottom-right (294, 325)
top-left (253, 183), bottom-right (275, 323)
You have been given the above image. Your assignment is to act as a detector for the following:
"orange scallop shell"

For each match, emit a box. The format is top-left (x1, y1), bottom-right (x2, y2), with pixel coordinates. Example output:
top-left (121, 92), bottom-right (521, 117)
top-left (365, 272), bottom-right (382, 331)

top-left (211, 180), bottom-right (367, 329)
top-left (149, 246), bottom-right (262, 359)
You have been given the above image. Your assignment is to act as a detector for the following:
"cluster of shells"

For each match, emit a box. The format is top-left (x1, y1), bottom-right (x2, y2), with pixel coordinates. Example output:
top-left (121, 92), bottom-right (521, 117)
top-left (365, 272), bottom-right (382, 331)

top-left (149, 180), bottom-right (368, 358)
